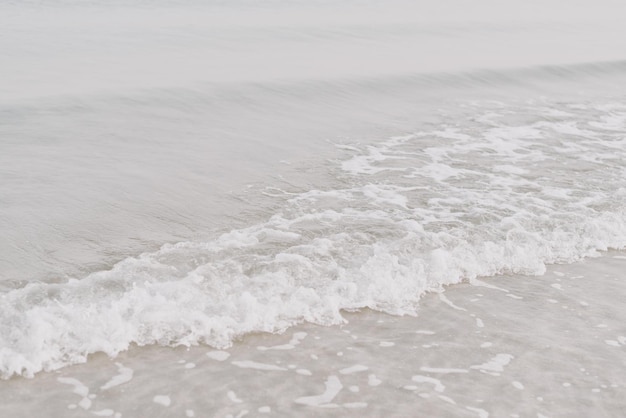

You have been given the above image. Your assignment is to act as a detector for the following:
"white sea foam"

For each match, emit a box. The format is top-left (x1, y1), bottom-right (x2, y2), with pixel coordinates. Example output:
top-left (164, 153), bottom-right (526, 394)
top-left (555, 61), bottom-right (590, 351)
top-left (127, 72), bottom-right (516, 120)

top-left (100, 363), bottom-right (133, 390)
top-left (227, 391), bottom-right (243, 403)
top-left (1, 99), bottom-right (625, 379)
top-left (466, 406), bottom-right (490, 418)
top-left (206, 351), bottom-right (231, 362)
top-left (294, 375), bottom-right (343, 407)
top-left (367, 374), bottom-right (382, 386)
top-left (258, 332), bottom-right (307, 351)
top-left (231, 361), bottom-right (287, 371)
top-left (339, 365), bottom-right (368, 375)
top-left (58, 377), bottom-right (92, 410)
top-left (153, 395), bottom-right (171, 407)
top-left (470, 354), bottom-right (514, 376)
top-left (411, 375), bottom-right (446, 393)
top-left (420, 367), bottom-right (469, 374)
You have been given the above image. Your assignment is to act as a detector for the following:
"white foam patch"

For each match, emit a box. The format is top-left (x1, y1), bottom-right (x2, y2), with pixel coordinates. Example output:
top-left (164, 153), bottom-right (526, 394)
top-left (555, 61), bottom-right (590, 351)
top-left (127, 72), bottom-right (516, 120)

top-left (512, 381), bottom-right (524, 390)
top-left (258, 332), bottom-right (307, 351)
top-left (294, 375), bottom-right (343, 407)
top-left (153, 395), bottom-right (171, 407)
top-left (411, 375), bottom-right (445, 392)
top-left (379, 341), bottom-right (395, 347)
top-left (343, 402), bottom-right (368, 408)
top-left (296, 369), bottom-right (312, 376)
top-left (90, 408), bottom-right (115, 417)
top-left (466, 406), bottom-right (490, 418)
top-left (101, 363), bottom-right (133, 390)
top-left (92, 409), bottom-right (115, 417)
top-left (420, 367), bottom-right (468, 374)
top-left (258, 406), bottom-right (271, 413)
top-left (493, 165), bottom-right (527, 175)
top-left (470, 280), bottom-right (509, 293)
top-left (227, 390), bottom-right (243, 403)
top-left (438, 293), bottom-right (467, 311)
top-left (361, 184), bottom-right (411, 208)
top-left (58, 377), bottom-right (89, 398)
top-left (589, 112), bottom-right (626, 131)
top-left (470, 354), bottom-right (514, 376)
top-left (339, 365), bottom-right (369, 375)
top-left (206, 351), bottom-right (230, 361)
top-left (57, 377), bottom-right (92, 410)
top-left (368, 374), bottom-right (382, 386)
top-left (231, 361), bottom-right (287, 371)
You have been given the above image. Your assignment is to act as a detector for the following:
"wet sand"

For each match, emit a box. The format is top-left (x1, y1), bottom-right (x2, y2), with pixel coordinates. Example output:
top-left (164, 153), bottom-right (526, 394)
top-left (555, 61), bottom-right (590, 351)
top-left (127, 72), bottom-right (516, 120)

top-left (3, 252), bottom-right (625, 418)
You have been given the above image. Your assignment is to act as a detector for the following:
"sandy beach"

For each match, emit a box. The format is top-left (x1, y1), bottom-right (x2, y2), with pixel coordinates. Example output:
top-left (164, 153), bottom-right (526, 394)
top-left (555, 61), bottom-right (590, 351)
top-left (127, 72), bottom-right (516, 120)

top-left (3, 251), bottom-right (624, 417)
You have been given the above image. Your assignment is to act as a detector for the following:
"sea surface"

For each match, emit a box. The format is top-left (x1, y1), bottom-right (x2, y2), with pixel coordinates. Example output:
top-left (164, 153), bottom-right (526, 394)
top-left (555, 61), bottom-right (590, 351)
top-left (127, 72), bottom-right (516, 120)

top-left (1, 1), bottom-right (626, 416)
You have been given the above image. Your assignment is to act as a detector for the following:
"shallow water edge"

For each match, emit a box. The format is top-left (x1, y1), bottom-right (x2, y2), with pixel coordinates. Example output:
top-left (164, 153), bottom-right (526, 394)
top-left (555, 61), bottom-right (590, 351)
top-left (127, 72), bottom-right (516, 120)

top-left (2, 251), bottom-right (625, 417)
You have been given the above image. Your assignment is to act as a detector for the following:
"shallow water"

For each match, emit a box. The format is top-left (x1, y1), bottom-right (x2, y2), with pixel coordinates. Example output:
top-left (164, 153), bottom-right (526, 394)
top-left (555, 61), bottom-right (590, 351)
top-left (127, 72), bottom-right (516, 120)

top-left (2, 253), bottom-right (625, 417)
top-left (1, 0), bottom-right (626, 414)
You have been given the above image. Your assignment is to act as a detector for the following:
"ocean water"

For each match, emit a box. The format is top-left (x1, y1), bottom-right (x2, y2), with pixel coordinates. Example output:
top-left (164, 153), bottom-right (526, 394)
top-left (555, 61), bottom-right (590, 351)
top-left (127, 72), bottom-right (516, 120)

top-left (1, 0), bottom-right (626, 415)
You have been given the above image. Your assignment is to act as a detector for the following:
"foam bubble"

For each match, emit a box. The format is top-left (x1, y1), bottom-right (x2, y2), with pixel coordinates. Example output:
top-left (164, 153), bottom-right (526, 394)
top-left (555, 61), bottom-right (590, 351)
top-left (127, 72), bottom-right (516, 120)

top-left (206, 351), bottom-right (231, 361)
top-left (294, 375), bottom-right (343, 407)
top-left (412, 375), bottom-right (445, 392)
top-left (231, 361), bottom-right (287, 371)
top-left (420, 367), bottom-right (468, 374)
top-left (227, 391), bottom-right (242, 403)
top-left (153, 395), bottom-right (171, 407)
top-left (368, 374), bottom-right (382, 386)
top-left (339, 365), bottom-right (369, 375)
top-left (101, 363), bottom-right (133, 390)
top-left (470, 354), bottom-right (514, 376)
top-left (512, 381), bottom-right (525, 390)
top-left (92, 410), bottom-right (115, 417)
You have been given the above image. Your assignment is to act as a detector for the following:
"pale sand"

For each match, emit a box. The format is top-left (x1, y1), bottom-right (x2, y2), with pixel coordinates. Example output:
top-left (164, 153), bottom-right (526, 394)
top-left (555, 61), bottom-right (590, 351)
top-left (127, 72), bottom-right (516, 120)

top-left (2, 252), bottom-right (625, 417)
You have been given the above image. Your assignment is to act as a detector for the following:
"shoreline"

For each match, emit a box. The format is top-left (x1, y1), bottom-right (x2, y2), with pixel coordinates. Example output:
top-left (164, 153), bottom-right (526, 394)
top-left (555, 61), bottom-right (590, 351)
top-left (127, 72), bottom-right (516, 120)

top-left (2, 251), bottom-right (625, 417)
